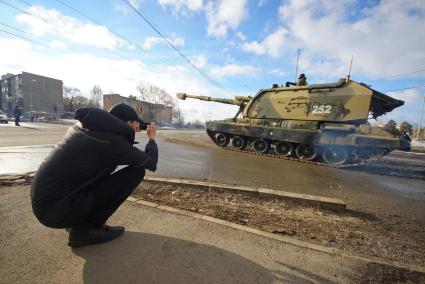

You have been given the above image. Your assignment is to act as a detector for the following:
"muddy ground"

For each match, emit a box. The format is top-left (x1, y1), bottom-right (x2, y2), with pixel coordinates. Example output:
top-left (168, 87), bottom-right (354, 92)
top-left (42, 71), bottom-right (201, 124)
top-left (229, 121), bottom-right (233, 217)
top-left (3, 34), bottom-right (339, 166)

top-left (133, 180), bottom-right (425, 267)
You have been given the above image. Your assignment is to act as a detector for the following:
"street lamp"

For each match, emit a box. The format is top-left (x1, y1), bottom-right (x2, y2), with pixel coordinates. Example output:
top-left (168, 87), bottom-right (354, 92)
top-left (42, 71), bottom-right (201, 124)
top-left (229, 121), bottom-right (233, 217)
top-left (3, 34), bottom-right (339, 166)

top-left (416, 94), bottom-right (425, 140)
top-left (29, 79), bottom-right (35, 111)
top-left (30, 79), bottom-right (36, 120)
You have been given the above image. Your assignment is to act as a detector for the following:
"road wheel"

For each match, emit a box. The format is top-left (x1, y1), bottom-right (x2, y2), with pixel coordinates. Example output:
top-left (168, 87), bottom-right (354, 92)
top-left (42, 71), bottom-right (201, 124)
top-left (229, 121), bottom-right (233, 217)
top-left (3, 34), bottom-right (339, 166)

top-left (295, 144), bottom-right (317, 160)
top-left (322, 146), bottom-right (349, 165)
top-left (215, 133), bottom-right (230, 147)
top-left (274, 141), bottom-right (293, 156)
top-left (231, 136), bottom-right (247, 150)
top-left (252, 139), bottom-right (270, 154)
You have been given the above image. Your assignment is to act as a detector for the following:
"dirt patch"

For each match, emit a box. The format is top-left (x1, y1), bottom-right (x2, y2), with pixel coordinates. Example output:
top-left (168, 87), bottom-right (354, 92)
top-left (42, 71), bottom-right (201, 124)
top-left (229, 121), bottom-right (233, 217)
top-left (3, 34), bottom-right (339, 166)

top-left (133, 180), bottom-right (425, 267)
top-left (357, 263), bottom-right (425, 284)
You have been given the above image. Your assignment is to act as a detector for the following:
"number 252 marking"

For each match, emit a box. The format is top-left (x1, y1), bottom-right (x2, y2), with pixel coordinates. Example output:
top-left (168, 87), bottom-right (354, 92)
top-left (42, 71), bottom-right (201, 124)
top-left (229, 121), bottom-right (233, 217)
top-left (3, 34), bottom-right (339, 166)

top-left (312, 105), bottom-right (332, 114)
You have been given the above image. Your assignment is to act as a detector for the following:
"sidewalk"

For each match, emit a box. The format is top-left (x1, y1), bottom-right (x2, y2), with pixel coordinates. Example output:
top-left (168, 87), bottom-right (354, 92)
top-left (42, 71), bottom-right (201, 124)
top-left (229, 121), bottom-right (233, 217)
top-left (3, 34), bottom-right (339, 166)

top-left (0, 185), bottom-right (422, 284)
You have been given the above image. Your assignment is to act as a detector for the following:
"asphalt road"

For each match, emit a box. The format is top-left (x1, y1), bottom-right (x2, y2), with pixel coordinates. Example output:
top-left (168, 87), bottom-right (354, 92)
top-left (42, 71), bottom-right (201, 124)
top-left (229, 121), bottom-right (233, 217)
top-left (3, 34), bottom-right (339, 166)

top-left (1, 122), bottom-right (424, 239)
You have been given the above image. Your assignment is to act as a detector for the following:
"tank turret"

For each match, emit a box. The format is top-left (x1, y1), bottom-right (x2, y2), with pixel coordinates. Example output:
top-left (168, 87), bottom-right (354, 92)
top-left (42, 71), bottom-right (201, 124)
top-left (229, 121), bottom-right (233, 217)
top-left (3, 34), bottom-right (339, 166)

top-left (176, 78), bottom-right (410, 165)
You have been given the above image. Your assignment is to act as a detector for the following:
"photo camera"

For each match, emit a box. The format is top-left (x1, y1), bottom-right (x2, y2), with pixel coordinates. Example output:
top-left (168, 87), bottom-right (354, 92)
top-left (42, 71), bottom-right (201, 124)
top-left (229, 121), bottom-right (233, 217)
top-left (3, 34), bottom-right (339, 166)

top-left (139, 120), bottom-right (150, 131)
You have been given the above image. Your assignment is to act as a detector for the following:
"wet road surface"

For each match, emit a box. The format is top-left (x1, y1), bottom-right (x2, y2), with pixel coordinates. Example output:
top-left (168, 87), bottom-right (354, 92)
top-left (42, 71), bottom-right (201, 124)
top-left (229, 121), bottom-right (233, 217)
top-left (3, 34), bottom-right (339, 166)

top-left (1, 123), bottom-right (424, 231)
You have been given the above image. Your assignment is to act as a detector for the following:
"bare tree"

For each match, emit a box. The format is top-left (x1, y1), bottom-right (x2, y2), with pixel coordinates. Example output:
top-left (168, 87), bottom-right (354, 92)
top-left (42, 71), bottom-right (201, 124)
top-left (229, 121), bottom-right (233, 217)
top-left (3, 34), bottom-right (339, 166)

top-left (136, 84), bottom-right (173, 106)
top-left (89, 85), bottom-right (103, 108)
top-left (136, 84), bottom-right (174, 124)
top-left (63, 96), bottom-right (89, 112)
top-left (172, 100), bottom-right (184, 128)
top-left (193, 119), bottom-right (204, 125)
top-left (63, 87), bottom-right (88, 112)
top-left (128, 94), bottom-right (138, 101)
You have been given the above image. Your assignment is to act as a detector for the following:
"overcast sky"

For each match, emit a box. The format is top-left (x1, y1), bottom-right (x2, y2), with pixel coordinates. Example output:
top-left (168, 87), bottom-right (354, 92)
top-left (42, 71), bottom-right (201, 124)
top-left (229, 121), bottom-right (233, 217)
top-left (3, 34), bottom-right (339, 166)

top-left (0, 0), bottom-right (424, 124)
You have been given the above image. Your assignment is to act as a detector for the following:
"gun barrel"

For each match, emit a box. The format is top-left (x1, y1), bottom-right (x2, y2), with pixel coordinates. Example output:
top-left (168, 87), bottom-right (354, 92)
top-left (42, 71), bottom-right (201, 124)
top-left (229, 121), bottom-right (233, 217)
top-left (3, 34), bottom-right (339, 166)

top-left (176, 93), bottom-right (243, 105)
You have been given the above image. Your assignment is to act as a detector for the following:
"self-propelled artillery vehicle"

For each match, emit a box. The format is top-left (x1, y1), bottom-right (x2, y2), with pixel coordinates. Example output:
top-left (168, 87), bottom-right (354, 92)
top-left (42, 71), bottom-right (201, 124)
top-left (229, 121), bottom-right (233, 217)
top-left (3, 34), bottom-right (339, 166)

top-left (176, 77), bottom-right (411, 165)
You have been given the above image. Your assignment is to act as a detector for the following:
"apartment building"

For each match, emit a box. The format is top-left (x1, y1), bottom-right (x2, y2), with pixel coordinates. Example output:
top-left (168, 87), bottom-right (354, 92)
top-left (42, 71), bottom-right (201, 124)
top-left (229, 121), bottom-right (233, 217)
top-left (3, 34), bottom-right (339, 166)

top-left (0, 72), bottom-right (63, 118)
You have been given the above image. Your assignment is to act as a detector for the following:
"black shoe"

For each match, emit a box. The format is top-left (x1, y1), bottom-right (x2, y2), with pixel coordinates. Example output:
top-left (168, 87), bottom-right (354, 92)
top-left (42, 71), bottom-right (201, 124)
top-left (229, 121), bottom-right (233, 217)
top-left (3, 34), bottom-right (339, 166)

top-left (68, 224), bottom-right (125, 248)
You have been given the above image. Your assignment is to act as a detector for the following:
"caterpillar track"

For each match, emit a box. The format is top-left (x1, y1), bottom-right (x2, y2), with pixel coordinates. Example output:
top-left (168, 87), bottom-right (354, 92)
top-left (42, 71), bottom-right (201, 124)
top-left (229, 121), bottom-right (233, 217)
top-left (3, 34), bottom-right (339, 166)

top-left (216, 144), bottom-right (383, 169)
top-left (206, 130), bottom-right (385, 169)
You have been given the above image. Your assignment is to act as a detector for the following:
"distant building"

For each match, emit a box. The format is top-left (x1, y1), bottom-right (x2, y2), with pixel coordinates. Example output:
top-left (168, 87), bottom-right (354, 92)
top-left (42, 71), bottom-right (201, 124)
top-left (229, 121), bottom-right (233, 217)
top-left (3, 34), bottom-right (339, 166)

top-left (0, 72), bottom-right (64, 118)
top-left (103, 94), bottom-right (172, 125)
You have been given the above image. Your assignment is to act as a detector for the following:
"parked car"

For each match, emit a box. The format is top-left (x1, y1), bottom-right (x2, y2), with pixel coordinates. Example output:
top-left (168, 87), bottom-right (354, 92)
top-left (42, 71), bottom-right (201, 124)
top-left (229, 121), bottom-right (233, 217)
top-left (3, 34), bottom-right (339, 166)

top-left (0, 111), bottom-right (8, 123)
top-left (20, 116), bottom-right (31, 122)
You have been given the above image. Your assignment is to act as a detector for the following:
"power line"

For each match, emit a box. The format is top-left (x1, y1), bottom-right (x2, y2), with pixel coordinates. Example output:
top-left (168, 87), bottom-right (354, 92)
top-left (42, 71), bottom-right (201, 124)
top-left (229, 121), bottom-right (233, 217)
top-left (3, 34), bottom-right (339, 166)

top-left (0, 20), bottom-right (62, 49)
top-left (0, 27), bottom-right (147, 92)
top-left (1, 0), bottom-right (136, 61)
top-left (123, 0), bottom-right (226, 90)
top-left (45, 0), bottom-right (182, 69)
top-left (0, 27), bottom-right (51, 48)
top-left (0, 0), bottom-right (32, 16)
top-left (383, 84), bottom-right (425, 92)
top-left (0, 22), bottom-right (174, 96)
top-left (53, 0), bottom-right (104, 27)
top-left (5, 0), bottom-right (225, 91)
top-left (0, 22), bottom-right (27, 33)
top-left (370, 69), bottom-right (425, 81)
top-left (0, 4), bottom-right (174, 90)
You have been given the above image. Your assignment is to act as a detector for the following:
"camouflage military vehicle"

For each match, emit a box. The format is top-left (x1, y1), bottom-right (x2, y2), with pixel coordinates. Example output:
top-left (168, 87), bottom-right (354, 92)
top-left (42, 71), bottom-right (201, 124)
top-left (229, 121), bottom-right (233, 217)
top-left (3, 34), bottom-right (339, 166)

top-left (177, 77), bottom-right (411, 165)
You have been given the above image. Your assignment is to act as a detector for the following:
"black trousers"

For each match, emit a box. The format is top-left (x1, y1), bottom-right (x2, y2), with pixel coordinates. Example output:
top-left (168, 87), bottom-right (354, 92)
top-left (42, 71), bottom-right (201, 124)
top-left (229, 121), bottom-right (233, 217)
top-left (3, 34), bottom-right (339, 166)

top-left (79, 166), bottom-right (146, 227)
top-left (36, 166), bottom-right (145, 229)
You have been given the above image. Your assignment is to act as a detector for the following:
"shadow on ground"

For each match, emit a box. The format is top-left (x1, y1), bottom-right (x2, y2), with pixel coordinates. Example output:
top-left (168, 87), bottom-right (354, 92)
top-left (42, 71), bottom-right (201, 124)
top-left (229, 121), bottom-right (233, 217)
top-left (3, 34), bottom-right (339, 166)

top-left (73, 231), bottom-right (328, 284)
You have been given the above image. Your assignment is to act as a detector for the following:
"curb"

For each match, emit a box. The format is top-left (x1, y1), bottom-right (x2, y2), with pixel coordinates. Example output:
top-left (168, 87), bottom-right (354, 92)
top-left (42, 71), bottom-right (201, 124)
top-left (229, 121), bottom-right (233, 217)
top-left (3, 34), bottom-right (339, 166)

top-left (144, 176), bottom-right (346, 212)
top-left (0, 174), bottom-right (346, 211)
top-left (126, 196), bottom-right (425, 275)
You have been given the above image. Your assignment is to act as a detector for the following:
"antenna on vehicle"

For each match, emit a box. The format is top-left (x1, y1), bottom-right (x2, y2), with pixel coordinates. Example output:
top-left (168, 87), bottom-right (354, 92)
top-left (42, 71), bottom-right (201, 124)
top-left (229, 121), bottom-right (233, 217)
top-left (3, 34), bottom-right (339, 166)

top-left (347, 55), bottom-right (353, 82)
top-left (294, 49), bottom-right (300, 82)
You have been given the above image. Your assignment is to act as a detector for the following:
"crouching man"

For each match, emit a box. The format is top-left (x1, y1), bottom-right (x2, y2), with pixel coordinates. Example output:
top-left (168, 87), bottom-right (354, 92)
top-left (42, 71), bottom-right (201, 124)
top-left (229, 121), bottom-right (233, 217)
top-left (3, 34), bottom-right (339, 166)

top-left (31, 104), bottom-right (158, 248)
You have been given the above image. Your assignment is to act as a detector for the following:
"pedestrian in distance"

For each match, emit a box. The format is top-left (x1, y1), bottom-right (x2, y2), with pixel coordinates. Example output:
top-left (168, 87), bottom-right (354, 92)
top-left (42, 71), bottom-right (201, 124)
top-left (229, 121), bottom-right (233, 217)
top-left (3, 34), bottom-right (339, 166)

top-left (13, 105), bottom-right (22, 126)
top-left (31, 103), bottom-right (158, 247)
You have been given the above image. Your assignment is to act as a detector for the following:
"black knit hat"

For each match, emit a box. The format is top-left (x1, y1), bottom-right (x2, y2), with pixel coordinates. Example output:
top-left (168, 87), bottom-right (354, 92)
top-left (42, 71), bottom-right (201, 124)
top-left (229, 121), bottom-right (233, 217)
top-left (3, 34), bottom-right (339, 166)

top-left (109, 103), bottom-right (140, 121)
top-left (109, 103), bottom-right (149, 130)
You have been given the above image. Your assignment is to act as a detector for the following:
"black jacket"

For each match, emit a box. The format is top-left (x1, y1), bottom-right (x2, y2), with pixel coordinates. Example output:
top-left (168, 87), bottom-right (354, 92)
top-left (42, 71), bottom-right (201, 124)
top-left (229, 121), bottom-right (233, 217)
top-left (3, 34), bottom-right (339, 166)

top-left (13, 107), bottom-right (21, 117)
top-left (30, 108), bottom-right (158, 224)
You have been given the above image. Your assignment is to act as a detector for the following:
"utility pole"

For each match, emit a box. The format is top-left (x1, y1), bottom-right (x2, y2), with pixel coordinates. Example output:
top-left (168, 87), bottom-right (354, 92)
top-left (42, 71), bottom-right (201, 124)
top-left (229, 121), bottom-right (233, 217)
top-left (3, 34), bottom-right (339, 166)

top-left (416, 94), bottom-right (425, 140)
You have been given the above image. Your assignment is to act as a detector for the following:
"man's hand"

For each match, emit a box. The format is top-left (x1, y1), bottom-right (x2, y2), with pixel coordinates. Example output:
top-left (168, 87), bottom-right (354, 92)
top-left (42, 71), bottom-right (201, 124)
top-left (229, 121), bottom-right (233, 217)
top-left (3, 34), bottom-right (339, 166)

top-left (147, 122), bottom-right (156, 140)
